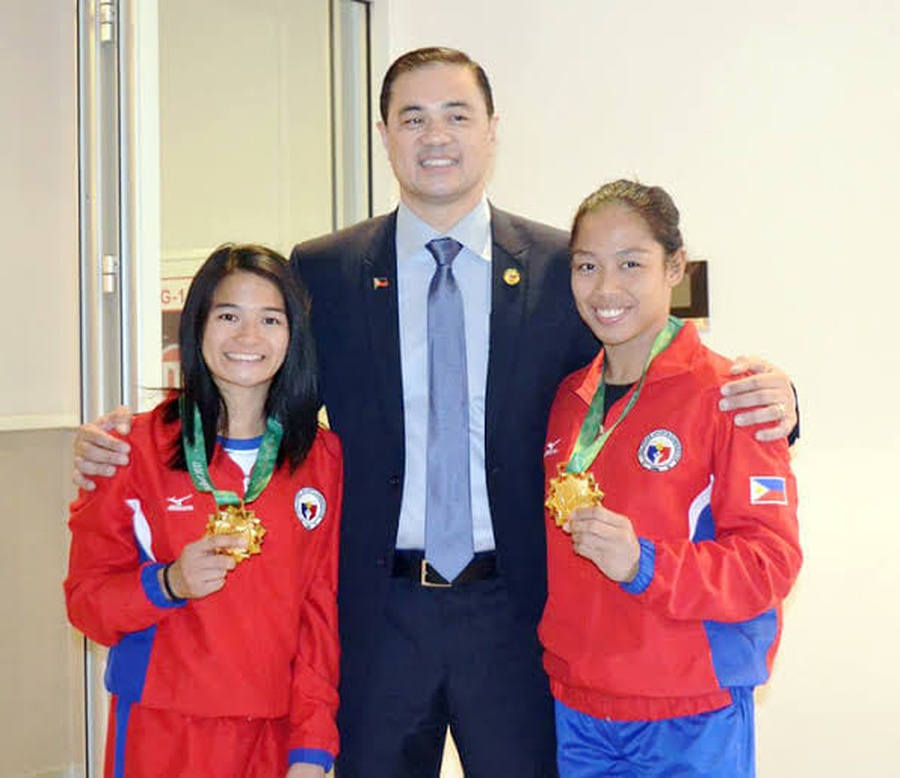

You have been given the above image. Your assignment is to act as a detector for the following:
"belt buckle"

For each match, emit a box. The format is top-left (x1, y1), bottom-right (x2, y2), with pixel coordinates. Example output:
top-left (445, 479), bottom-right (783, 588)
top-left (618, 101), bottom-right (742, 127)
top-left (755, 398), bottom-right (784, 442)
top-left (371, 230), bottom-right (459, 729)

top-left (420, 559), bottom-right (452, 588)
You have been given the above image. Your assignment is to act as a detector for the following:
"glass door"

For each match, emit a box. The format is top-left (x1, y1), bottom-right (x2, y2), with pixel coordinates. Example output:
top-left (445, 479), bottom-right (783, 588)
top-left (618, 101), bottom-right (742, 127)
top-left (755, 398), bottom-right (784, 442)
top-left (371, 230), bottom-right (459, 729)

top-left (159, 0), bottom-right (372, 387)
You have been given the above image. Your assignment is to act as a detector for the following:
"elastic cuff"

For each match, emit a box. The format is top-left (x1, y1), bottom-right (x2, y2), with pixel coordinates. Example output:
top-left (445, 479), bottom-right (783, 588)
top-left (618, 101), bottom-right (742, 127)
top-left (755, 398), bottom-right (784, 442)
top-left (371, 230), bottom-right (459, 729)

top-left (141, 563), bottom-right (187, 609)
top-left (288, 748), bottom-right (334, 772)
top-left (620, 538), bottom-right (655, 595)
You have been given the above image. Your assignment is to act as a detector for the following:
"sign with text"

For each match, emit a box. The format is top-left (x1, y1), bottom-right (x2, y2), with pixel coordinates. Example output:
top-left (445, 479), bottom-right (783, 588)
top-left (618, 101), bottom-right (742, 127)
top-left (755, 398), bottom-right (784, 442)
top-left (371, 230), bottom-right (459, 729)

top-left (161, 276), bottom-right (192, 388)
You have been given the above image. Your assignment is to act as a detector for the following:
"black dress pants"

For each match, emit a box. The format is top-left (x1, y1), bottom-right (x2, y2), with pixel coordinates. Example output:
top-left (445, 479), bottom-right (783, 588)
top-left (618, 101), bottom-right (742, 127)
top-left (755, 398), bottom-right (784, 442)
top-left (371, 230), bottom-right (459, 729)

top-left (335, 576), bottom-right (558, 778)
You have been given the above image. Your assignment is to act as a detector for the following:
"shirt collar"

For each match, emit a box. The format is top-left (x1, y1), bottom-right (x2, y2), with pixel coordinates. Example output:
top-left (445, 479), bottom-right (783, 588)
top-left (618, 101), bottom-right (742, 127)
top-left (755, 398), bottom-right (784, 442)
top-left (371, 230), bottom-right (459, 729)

top-left (396, 197), bottom-right (492, 263)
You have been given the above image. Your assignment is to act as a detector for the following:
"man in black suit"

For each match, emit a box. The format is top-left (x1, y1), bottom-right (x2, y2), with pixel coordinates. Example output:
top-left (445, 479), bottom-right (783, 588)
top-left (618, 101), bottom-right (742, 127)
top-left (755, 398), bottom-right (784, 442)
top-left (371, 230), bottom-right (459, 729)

top-left (74, 47), bottom-right (798, 778)
top-left (288, 49), bottom-right (600, 777)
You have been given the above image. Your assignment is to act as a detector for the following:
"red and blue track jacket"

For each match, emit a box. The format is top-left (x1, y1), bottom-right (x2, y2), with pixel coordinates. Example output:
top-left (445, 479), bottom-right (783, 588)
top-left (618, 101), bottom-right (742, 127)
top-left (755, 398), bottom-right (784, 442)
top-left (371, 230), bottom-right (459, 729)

top-left (539, 322), bottom-right (801, 722)
top-left (65, 405), bottom-right (342, 766)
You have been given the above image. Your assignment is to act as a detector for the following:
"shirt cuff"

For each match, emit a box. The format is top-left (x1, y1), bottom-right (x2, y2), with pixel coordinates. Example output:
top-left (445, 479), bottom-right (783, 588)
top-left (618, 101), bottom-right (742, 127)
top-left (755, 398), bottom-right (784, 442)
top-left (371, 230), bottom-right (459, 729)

top-left (289, 748), bottom-right (334, 772)
top-left (620, 537), bottom-right (655, 595)
top-left (141, 563), bottom-right (187, 609)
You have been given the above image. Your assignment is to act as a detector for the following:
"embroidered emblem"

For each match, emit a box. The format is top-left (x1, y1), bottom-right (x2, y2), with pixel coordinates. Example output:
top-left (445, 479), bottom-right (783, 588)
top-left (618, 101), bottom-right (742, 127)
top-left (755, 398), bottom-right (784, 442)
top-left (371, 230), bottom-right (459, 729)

top-left (503, 268), bottom-right (521, 286)
top-left (373, 277), bottom-right (390, 290)
top-left (637, 429), bottom-right (682, 472)
top-left (166, 495), bottom-right (193, 512)
top-left (750, 476), bottom-right (788, 505)
top-left (295, 487), bottom-right (326, 530)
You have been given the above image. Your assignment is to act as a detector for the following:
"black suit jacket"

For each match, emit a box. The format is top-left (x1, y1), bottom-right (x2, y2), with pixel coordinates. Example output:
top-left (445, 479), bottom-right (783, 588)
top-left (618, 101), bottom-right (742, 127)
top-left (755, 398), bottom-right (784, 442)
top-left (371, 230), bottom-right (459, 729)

top-left (290, 206), bottom-right (597, 695)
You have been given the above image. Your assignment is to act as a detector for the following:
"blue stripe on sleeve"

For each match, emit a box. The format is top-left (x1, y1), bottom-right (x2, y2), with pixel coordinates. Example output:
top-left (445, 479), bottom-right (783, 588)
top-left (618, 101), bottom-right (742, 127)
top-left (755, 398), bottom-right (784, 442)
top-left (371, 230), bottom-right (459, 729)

top-left (621, 537), bottom-right (655, 595)
top-left (141, 562), bottom-right (187, 609)
top-left (289, 748), bottom-right (334, 772)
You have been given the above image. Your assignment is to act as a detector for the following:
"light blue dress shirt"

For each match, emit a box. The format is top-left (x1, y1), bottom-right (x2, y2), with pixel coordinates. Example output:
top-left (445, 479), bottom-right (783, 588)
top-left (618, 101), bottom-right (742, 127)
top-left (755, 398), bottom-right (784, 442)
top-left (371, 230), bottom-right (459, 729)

top-left (394, 198), bottom-right (495, 552)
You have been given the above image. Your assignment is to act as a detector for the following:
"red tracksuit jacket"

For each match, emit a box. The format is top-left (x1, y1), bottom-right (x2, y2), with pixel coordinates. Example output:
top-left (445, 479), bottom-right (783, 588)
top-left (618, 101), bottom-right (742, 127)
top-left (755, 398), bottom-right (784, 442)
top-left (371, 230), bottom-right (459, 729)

top-left (539, 322), bottom-right (802, 721)
top-left (65, 405), bottom-right (342, 758)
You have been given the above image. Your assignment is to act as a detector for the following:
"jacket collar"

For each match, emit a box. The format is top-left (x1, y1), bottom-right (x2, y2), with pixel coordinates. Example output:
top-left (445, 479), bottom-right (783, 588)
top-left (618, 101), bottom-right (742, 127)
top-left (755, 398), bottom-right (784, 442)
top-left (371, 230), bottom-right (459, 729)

top-left (573, 320), bottom-right (703, 407)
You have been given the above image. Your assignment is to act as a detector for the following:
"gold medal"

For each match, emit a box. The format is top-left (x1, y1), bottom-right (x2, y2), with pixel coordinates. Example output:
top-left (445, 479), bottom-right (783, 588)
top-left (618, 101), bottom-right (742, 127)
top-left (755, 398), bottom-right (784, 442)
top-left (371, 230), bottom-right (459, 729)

top-left (205, 504), bottom-right (266, 562)
top-left (545, 463), bottom-right (604, 527)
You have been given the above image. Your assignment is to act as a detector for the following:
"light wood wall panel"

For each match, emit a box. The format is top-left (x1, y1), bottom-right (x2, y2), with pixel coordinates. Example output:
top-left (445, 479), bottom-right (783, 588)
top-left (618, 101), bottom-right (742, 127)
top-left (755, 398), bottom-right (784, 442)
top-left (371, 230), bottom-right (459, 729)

top-left (0, 429), bottom-right (83, 777)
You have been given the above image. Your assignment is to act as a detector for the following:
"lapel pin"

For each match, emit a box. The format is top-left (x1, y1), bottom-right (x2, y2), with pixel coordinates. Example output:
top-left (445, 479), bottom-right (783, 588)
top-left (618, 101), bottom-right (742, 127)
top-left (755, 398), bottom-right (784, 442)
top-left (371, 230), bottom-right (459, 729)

top-left (503, 268), bottom-right (521, 287)
top-left (373, 277), bottom-right (390, 290)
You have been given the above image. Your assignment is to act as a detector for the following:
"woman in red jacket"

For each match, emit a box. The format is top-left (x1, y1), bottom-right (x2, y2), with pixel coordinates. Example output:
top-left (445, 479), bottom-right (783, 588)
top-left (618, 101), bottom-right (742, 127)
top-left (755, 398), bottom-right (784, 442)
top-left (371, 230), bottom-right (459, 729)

top-left (66, 244), bottom-right (342, 778)
top-left (540, 181), bottom-right (801, 777)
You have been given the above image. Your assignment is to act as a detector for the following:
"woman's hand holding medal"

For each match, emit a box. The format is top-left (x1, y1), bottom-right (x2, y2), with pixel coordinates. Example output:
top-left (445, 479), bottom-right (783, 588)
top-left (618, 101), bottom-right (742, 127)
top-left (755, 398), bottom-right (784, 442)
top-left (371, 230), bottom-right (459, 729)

top-left (565, 505), bottom-right (641, 584)
top-left (162, 533), bottom-right (249, 600)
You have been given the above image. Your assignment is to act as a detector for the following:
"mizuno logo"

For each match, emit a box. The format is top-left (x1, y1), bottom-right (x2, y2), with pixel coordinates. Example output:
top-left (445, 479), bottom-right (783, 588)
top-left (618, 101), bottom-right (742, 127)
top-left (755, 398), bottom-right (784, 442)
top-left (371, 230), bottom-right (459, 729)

top-left (166, 495), bottom-right (193, 512)
top-left (544, 439), bottom-right (561, 458)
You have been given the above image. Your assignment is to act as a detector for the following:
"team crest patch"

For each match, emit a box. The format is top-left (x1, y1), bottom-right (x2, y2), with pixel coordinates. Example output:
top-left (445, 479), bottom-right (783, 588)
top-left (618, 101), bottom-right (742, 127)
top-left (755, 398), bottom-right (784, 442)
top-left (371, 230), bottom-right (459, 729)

top-left (294, 487), bottom-right (326, 530)
top-left (638, 429), bottom-right (682, 472)
top-left (750, 476), bottom-right (788, 505)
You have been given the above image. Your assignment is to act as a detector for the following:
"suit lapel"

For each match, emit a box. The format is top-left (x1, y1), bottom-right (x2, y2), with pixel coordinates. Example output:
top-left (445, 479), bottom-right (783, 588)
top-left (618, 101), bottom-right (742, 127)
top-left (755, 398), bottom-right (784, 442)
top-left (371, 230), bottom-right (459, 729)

top-left (486, 207), bottom-right (529, 445)
top-left (360, 212), bottom-right (405, 449)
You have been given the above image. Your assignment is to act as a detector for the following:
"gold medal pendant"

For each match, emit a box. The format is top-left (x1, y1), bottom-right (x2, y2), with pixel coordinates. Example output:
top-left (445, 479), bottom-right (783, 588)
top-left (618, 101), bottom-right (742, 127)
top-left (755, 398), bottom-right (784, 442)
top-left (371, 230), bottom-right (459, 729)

top-left (545, 463), bottom-right (604, 527)
top-left (205, 504), bottom-right (266, 562)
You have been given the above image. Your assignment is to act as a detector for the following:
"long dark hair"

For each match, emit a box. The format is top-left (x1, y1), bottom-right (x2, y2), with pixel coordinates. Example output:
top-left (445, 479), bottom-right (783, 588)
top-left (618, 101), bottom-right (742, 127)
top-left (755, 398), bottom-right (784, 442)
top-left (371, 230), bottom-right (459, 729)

top-left (163, 243), bottom-right (320, 472)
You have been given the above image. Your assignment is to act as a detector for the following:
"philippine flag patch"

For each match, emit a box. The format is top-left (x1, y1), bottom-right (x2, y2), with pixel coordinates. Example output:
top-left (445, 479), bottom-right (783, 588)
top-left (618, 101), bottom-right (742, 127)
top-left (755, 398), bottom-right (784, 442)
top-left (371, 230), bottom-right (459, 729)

top-left (750, 476), bottom-right (788, 505)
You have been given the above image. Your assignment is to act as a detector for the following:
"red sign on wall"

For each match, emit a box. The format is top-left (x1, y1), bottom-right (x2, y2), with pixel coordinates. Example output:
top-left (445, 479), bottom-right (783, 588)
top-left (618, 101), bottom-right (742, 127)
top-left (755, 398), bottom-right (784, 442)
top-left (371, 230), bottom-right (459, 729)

top-left (161, 277), bottom-right (192, 388)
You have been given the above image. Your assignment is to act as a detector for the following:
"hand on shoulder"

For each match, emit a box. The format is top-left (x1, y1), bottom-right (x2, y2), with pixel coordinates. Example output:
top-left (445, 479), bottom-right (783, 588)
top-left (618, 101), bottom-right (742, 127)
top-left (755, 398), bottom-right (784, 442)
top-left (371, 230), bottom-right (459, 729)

top-left (72, 405), bottom-right (134, 490)
top-left (719, 356), bottom-right (797, 442)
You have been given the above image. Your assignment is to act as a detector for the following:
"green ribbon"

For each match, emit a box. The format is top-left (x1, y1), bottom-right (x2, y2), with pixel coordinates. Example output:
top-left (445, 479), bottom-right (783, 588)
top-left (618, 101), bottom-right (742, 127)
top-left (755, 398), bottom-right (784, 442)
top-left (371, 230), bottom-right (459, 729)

top-left (182, 403), bottom-right (283, 506)
top-left (566, 316), bottom-right (683, 474)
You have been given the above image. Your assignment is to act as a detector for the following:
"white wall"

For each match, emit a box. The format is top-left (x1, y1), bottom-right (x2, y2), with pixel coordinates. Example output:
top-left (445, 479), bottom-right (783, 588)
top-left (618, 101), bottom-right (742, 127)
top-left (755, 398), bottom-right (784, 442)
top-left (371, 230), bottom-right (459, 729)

top-left (0, 0), bottom-right (80, 430)
top-left (0, 2), bottom-right (84, 775)
top-left (380, 1), bottom-right (899, 776)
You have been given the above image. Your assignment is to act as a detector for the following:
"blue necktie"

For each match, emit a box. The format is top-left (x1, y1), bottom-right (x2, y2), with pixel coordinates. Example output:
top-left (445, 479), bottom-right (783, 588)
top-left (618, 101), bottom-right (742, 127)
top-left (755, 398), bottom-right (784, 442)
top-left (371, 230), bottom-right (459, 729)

top-left (424, 237), bottom-right (474, 582)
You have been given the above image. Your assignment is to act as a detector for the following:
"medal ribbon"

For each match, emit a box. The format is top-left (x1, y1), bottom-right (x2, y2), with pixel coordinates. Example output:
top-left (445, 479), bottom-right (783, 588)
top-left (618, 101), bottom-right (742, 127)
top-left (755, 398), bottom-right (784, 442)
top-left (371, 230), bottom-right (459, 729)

top-left (182, 403), bottom-right (283, 506)
top-left (566, 316), bottom-right (683, 474)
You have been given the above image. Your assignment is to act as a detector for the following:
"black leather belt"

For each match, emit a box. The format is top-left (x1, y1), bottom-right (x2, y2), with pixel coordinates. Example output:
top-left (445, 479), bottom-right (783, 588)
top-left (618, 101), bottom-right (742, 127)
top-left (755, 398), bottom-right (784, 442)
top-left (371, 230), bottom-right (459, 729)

top-left (392, 550), bottom-right (497, 588)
